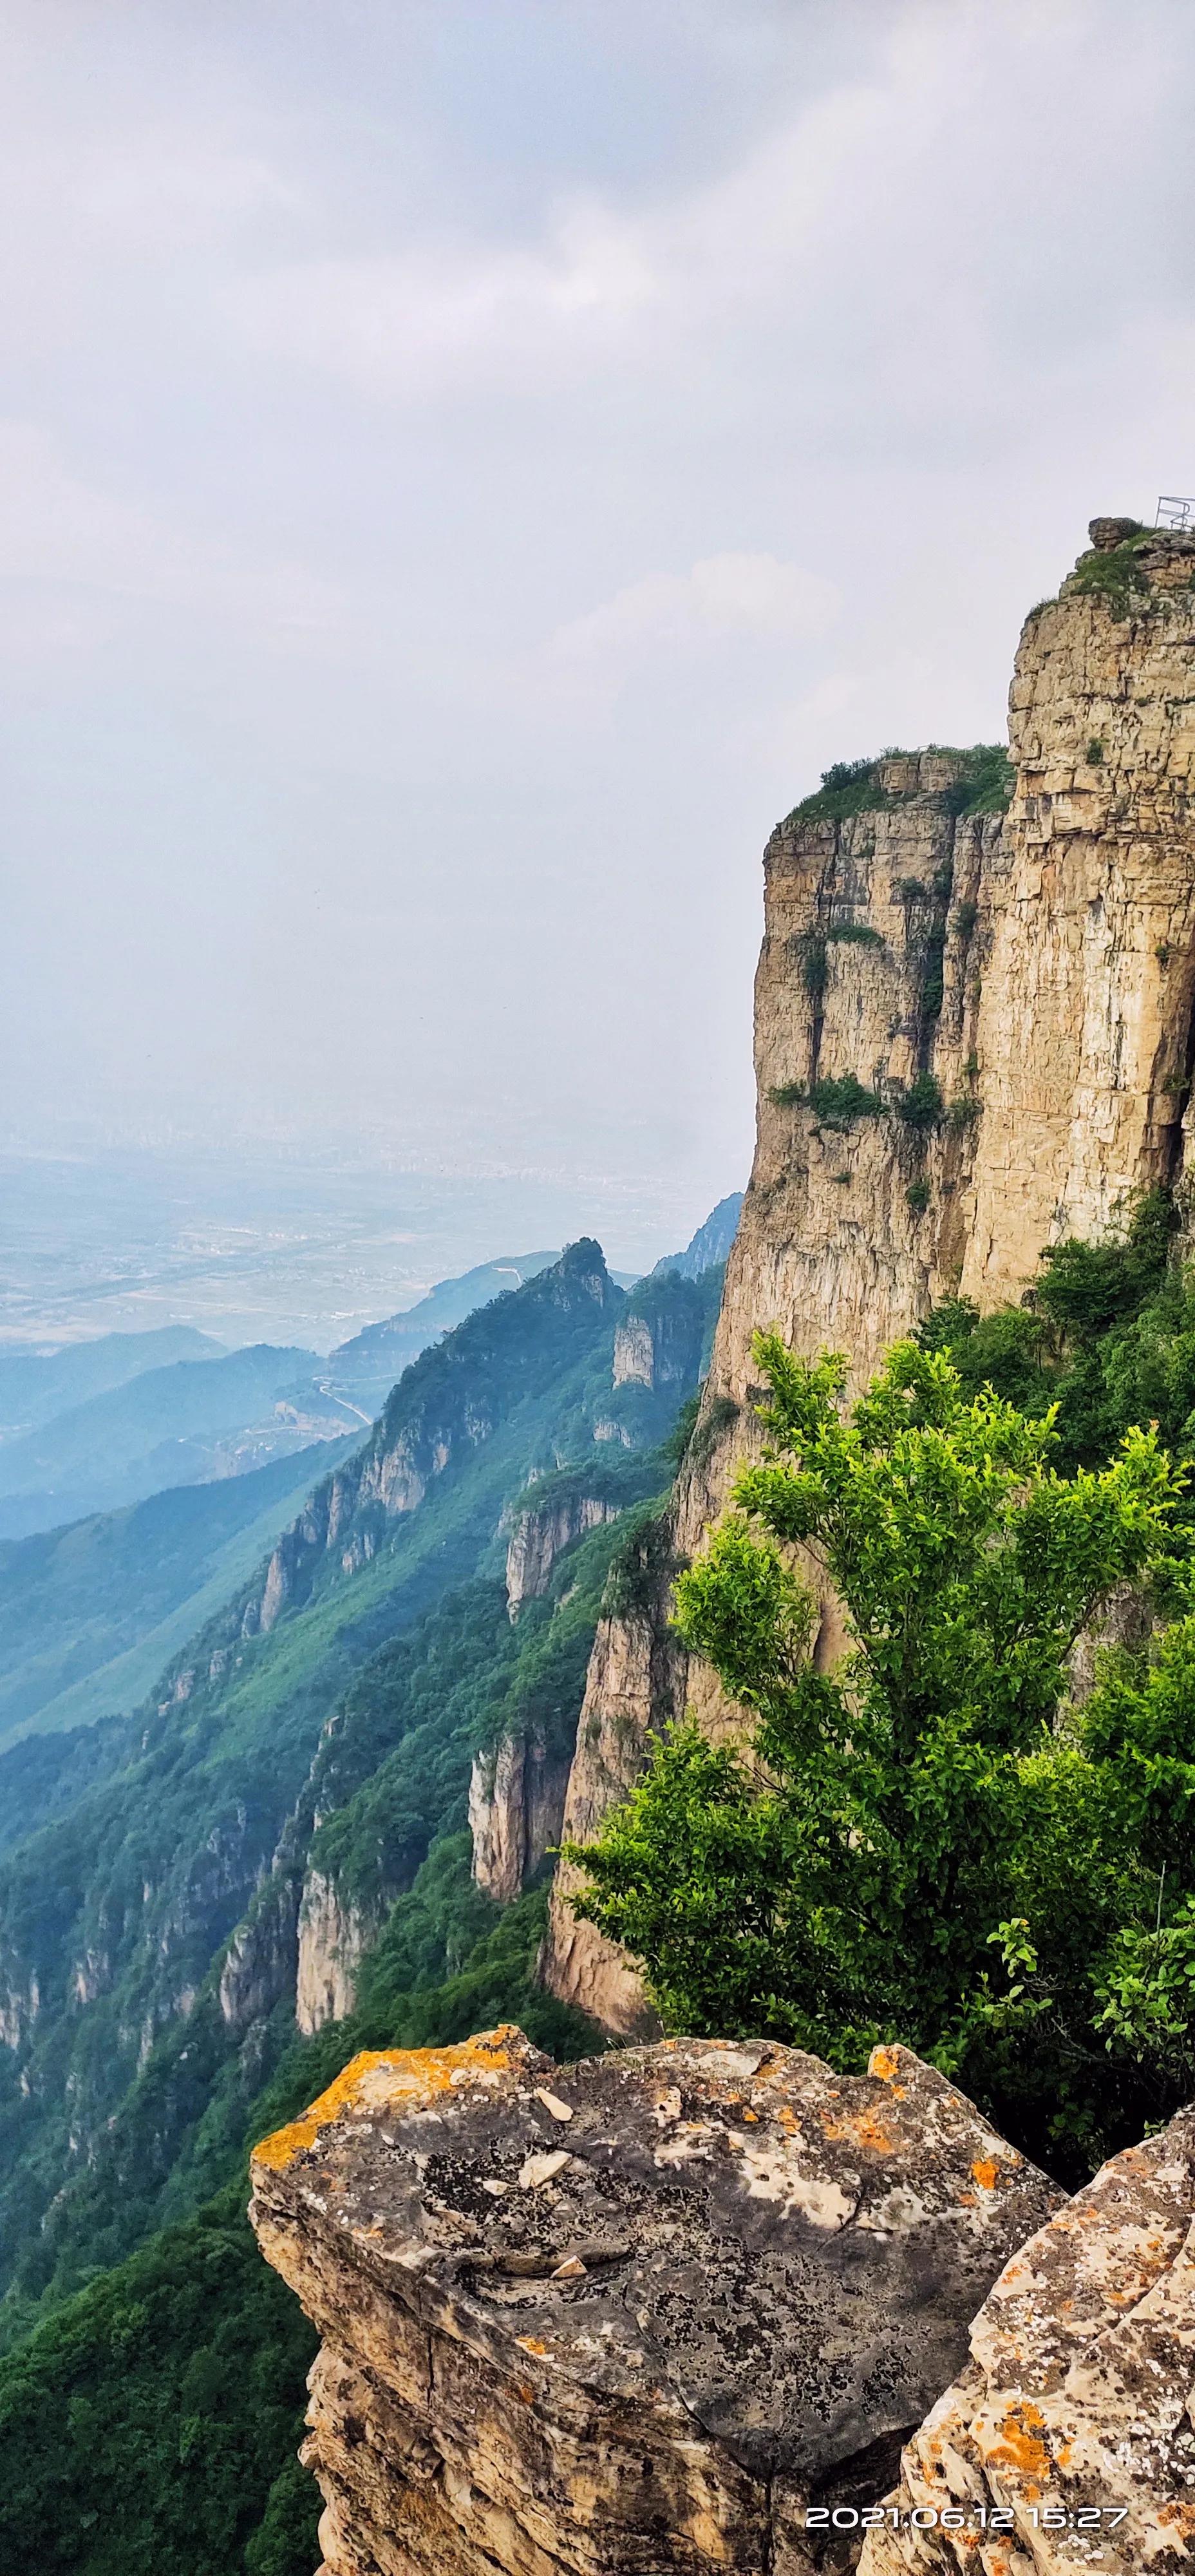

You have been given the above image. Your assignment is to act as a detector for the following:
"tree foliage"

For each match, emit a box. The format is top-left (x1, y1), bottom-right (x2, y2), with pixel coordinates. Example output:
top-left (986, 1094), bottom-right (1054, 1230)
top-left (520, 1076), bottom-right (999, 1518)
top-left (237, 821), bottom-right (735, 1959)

top-left (569, 1332), bottom-right (1193, 2172)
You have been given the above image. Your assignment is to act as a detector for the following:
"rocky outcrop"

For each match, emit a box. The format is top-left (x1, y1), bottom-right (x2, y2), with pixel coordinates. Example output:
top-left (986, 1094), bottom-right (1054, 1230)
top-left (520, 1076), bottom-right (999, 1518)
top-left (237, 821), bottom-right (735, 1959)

top-left (468, 1732), bottom-right (574, 1903)
top-left (543, 524), bottom-right (1195, 2026)
top-left (0, 1971), bottom-right (40, 2049)
top-left (543, 1519), bottom-right (684, 2032)
top-left (250, 2027), bottom-right (1061, 2576)
top-left (504, 1490), bottom-right (621, 1618)
top-left (857, 2097), bottom-right (1195, 2575)
top-left (295, 1869), bottom-right (383, 2036)
top-left (963, 528), bottom-right (1195, 1309)
top-left (612, 1278), bottom-right (706, 1394)
top-left (650, 1191), bottom-right (744, 1280)
top-left (218, 1870), bottom-right (301, 2029)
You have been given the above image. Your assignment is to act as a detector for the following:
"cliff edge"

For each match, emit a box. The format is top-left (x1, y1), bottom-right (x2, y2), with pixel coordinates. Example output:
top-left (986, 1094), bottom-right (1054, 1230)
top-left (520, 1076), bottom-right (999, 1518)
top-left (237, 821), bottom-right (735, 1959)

top-left (543, 519), bottom-right (1195, 2029)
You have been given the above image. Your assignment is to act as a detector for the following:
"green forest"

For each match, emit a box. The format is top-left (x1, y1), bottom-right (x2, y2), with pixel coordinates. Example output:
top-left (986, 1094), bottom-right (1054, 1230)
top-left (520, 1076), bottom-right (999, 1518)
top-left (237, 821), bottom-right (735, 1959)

top-left (574, 1191), bottom-right (1195, 2179)
top-left (8, 1198), bottom-right (1195, 2570)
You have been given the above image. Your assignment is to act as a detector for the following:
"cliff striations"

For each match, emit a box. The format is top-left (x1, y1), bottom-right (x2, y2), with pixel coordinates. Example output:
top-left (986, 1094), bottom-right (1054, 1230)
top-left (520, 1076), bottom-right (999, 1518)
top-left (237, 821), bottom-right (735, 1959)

top-left (543, 520), bottom-right (1195, 2026)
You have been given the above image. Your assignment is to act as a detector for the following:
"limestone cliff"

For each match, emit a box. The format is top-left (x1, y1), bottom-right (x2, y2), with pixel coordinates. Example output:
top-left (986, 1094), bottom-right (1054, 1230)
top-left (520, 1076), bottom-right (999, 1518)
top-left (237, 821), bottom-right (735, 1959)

top-left (294, 1868), bottom-right (382, 2036)
top-left (467, 1730), bottom-right (574, 1905)
top-left (858, 2094), bottom-right (1195, 2573)
top-left (542, 520), bottom-right (1195, 2025)
top-left (250, 2027), bottom-right (1060, 2576)
top-left (503, 1487), bottom-right (621, 1619)
top-left (612, 1273), bottom-right (706, 1393)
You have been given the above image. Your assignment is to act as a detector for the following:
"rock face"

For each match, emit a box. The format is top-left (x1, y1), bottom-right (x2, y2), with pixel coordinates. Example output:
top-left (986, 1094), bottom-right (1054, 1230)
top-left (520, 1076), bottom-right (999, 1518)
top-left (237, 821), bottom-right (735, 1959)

top-left (504, 1490), bottom-right (621, 1619)
top-left (962, 534), bottom-right (1195, 1311)
top-left (543, 1526), bottom-right (684, 2034)
top-left (612, 1278), bottom-right (706, 1394)
top-left (541, 526), bottom-right (1195, 2026)
top-left (249, 2026), bottom-right (1062, 2576)
top-left (467, 1732), bottom-right (574, 1904)
top-left (295, 1869), bottom-right (382, 2037)
top-left (857, 2099), bottom-right (1195, 2574)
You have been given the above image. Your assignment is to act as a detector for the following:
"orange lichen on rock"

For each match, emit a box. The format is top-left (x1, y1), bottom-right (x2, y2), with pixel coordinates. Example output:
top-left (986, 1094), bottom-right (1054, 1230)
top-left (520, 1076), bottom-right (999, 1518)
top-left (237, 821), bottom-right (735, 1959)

top-left (250, 2025), bottom-right (524, 2174)
top-left (821, 2105), bottom-right (898, 2154)
top-left (971, 2159), bottom-right (1001, 2192)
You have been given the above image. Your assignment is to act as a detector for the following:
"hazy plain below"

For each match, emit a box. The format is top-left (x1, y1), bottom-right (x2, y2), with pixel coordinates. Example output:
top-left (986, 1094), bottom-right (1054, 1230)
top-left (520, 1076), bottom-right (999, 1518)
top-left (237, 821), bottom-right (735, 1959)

top-left (0, 1146), bottom-right (708, 1354)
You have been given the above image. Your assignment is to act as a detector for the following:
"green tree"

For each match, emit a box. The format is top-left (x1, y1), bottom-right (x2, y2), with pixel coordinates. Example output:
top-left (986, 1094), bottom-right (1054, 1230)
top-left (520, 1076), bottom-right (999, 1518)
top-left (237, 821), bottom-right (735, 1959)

top-left (567, 1335), bottom-right (1189, 2169)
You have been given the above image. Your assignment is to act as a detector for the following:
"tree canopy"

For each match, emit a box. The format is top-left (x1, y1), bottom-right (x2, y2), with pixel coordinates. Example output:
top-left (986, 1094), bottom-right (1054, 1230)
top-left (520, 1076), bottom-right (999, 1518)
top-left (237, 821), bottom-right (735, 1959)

top-left (569, 1332), bottom-right (1195, 2173)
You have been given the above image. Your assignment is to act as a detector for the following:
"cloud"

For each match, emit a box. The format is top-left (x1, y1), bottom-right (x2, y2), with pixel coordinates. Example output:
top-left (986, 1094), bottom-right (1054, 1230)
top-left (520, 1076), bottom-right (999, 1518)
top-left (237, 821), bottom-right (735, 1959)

top-left (0, 423), bottom-right (341, 659)
top-left (226, 198), bottom-right (656, 399)
top-left (551, 553), bottom-right (838, 667)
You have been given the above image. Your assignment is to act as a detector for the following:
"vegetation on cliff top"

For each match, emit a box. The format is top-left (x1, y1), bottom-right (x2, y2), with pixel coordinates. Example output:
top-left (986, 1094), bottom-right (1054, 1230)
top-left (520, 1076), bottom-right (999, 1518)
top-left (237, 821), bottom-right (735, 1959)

top-left (780, 740), bottom-right (1013, 831)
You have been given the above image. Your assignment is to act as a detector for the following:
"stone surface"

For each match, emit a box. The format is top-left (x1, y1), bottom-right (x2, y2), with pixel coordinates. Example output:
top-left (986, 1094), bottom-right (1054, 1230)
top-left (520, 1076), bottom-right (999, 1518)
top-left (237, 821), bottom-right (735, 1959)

top-left (856, 2101), bottom-right (1195, 2575)
top-left (963, 531), bottom-right (1195, 1312)
top-left (543, 1550), bottom-right (682, 2033)
top-left (467, 1730), bottom-right (573, 1905)
top-left (296, 1868), bottom-right (382, 2037)
top-left (250, 2025), bottom-right (1062, 2576)
top-left (1087, 515), bottom-right (1142, 550)
top-left (505, 1490), bottom-right (621, 1619)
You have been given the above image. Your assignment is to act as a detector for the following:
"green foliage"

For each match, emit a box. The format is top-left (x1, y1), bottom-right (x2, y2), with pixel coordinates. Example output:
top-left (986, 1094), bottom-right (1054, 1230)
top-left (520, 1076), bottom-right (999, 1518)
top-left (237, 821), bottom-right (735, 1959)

top-left (1086, 737), bottom-right (1105, 765)
top-left (782, 757), bottom-right (885, 826)
top-left (663, 1393), bottom-right (701, 1466)
top-left (569, 1335), bottom-right (1185, 2172)
top-left (895, 1071), bottom-right (944, 1130)
top-left (599, 1501), bottom-right (677, 1620)
top-left (0, 1840), bottom-right (601, 2576)
top-left (917, 1298), bottom-right (1055, 1418)
top-left (686, 1393), bottom-right (740, 1475)
top-left (826, 919), bottom-right (885, 948)
top-left (893, 876), bottom-right (928, 903)
top-left (906, 1180), bottom-right (931, 1217)
top-left (0, 1441), bottom-right (359, 1749)
top-left (940, 744), bottom-right (1015, 817)
top-left (770, 1073), bottom-right (886, 1124)
top-left (471, 1515), bottom-right (635, 1763)
top-left (781, 744), bottom-right (1012, 835)
top-left (955, 900), bottom-right (979, 940)
top-left (919, 1215), bottom-right (1195, 1497)
top-left (1036, 1188), bottom-right (1176, 1335)
top-left (945, 1094), bottom-right (983, 1133)
top-left (1067, 531), bottom-right (1153, 618)
top-left (798, 932), bottom-right (828, 1000)
top-left (0, 2185), bottom-right (317, 2576)
top-left (0, 1249), bottom-right (637, 2328)
top-left (919, 931), bottom-right (946, 1024)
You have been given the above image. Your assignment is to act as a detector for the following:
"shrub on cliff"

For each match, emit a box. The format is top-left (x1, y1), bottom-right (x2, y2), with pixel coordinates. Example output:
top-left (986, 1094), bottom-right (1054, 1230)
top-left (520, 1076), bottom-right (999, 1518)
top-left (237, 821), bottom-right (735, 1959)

top-left (567, 1334), bottom-right (1192, 2172)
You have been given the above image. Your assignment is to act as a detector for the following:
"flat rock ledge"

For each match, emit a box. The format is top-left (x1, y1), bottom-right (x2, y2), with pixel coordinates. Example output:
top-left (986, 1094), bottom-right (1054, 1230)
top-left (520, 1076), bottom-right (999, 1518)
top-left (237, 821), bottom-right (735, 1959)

top-left (858, 2101), bottom-right (1195, 2576)
top-left (249, 2025), bottom-right (1060, 2576)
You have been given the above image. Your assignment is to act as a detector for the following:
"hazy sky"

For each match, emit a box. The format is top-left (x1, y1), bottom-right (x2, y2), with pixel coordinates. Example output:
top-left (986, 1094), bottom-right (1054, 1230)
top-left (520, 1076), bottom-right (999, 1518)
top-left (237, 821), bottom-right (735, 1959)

top-left (3, 0), bottom-right (1193, 1216)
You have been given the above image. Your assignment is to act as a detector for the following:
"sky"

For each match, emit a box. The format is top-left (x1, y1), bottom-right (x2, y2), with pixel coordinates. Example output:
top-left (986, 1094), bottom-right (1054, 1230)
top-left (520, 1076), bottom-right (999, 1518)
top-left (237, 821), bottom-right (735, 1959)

top-left (2, 0), bottom-right (1194, 1230)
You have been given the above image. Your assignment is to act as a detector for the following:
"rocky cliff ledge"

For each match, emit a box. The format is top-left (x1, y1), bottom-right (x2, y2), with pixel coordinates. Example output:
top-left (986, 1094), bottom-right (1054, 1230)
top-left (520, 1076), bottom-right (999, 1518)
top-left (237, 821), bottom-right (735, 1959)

top-left (859, 2096), bottom-right (1195, 2573)
top-left (250, 2025), bottom-right (1060, 2576)
top-left (541, 520), bottom-right (1195, 2025)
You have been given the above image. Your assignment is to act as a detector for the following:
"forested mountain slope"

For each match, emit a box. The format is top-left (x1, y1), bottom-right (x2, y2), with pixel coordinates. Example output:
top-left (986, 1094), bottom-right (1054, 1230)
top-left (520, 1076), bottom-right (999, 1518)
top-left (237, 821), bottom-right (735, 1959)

top-left (0, 1242), bottom-right (720, 2340)
top-left (0, 1436), bottom-right (357, 1747)
top-left (0, 1233), bottom-right (725, 2573)
top-left (0, 1325), bottom-right (223, 1434)
top-left (0, 1341), bottom-right (343, 1537)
